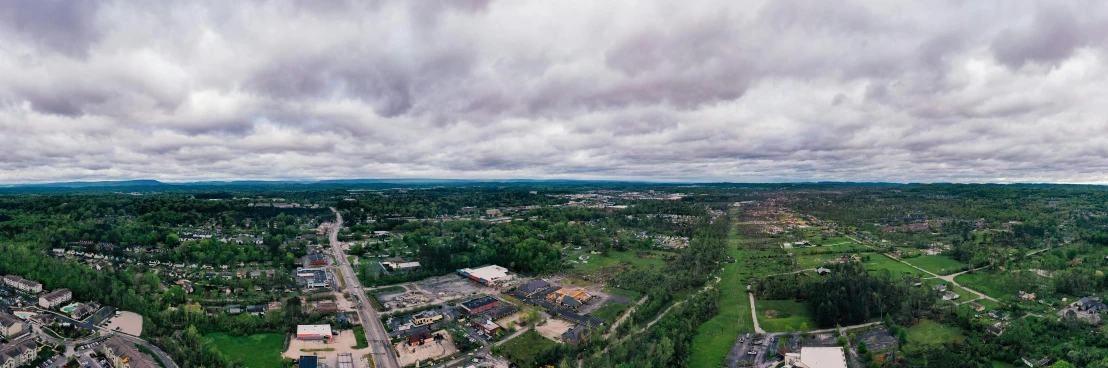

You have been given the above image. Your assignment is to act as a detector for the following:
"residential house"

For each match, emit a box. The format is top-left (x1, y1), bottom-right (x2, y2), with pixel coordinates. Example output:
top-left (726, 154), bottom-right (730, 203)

top-left (815, 267), bottom-right (832, 275)
top-left (932, 284), bottom-right (947, 292)
top-left (1018, 291), bottom-right (1036, 301)
top-left (1077, 297), bottom-right (1108, 313)
top-left (225, 305), bottom-right (243, 315)
top-left (966, 302), bottom-right (986, 312)
top-left (246, 305), bottom-right (266, 315)
top-left (942, 291), bottom-right (960, 301)
top-left (988, 322), bottom-right (1005, 336)
top-left (561, 326), bottom-right (589, 345)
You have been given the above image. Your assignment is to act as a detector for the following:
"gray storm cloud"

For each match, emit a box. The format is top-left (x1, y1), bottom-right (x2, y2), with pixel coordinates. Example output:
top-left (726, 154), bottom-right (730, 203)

top-left (1, 0), bottom-right (1108, 183)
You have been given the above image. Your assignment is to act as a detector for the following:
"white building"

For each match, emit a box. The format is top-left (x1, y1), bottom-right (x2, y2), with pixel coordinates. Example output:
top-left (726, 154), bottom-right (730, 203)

top-left (296, 325), bottom-right (333, 341)
top-left (784, 347), bottom-right (847, 368)
top-left (458, 265), bottom-right (514, 286)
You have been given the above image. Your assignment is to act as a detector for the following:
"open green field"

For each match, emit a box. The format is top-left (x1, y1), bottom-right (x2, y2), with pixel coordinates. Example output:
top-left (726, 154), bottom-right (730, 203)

top-left (903, 255), bottom-right (968, 276)
top-left (204, 333), bottom-right (285, 368)
top-left (689, 237), bottom-right (756, 367)
top-left (863, 255), bottom-right (927, 277)
top-left (352, 325), bottom-right (368, 349)
top-left (572, 250), bottom-right (671, 272)
top-left (603, 287), bottom-right (642, 300)
top-left (755, 299), bottom-right (815, 332)
top-left (796, 253), bottom-right (845, 268)
top-left (590, 302), bottom-right (629, 324)
top-left (497, 330), bottom-right (559, 367)
top-left (906, 319), bottom-right (964, 345)
top-left (954, 272), bottom-right (1013, 299)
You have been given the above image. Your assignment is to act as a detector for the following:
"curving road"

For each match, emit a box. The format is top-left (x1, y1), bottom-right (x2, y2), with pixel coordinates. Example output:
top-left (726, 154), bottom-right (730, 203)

top-left (327, 208), bottom-right (400, 368)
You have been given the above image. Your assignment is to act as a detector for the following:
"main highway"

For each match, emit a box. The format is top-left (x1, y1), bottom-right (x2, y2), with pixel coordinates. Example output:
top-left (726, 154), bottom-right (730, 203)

top-left (327, 207), bottom-right (400, 368)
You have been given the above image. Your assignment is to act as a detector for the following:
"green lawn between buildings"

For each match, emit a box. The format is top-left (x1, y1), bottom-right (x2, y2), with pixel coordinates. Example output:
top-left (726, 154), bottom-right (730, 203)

top-left (496, 330), bottom-right (559, 367)
top-left (755, 299), bottom-right (815, 333)
top-left (203, 333), bottom-right (286, 368)
top-left (590, 302), bottom-right (630, 324)
top-left (863, 254), bottom-right (928, 277)
top-left (954, 272), bottom-right (1014, 300)
top-left (906, 319), bottom-right (964, 345)
top-left (902, 255), bottom-right (969, 276)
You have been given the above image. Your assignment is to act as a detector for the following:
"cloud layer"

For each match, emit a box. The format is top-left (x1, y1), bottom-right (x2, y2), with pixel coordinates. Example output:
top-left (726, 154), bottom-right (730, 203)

top-left (1, 0), bottom-right (1108, 183)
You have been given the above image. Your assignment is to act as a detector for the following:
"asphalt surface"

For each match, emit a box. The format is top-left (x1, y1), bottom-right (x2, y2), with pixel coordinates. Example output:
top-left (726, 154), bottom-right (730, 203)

top-left (327, 208), bottom-right (401, 368)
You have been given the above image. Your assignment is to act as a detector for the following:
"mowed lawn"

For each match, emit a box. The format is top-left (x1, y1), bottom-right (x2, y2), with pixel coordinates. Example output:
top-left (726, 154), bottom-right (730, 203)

top-left (590, 302), bottom-right (629, 324)
top-left (688, 243), bottom-right (755, 367)
top-left (954, 272), bottom-right (1013, 300)
top-left (498, 330), bottom-right (559, 367)
top-left (907, 319), bottom-right (964, 345)
top-left (755, 299), bottom-right (815, 332)
top-left (863, 254), bottom-right (928, 277)
top-left (204, 333), bottom-right (285, 368)
top-left (903, 255), bottom-right (968, 276)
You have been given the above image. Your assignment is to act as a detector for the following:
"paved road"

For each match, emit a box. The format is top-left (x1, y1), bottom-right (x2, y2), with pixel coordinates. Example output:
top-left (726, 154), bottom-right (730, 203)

top-left (327, 208), bottom-right (400, 368)
top-left (844, 235), bottom-right (1000, 303)
top-left (748, 292), bottom-right (765, 334)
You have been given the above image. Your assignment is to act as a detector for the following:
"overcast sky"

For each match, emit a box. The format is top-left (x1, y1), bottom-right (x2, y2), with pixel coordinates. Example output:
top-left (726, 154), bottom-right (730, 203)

top-left (1, 0), bottom-right (1107, 184)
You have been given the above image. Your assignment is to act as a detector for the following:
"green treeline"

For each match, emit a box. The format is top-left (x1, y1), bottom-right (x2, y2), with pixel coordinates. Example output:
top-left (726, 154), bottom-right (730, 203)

top-left (754, 263), bottom-right (937, 327)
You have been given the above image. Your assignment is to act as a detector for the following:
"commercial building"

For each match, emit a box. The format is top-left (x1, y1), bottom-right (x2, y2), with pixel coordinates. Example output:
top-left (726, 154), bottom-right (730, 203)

top-left (784, 347), bottom-right (847, 368)
top-left (381, 259), bottom-right (421, 272)
top-left (411, 311), bottom-right (443, 326)
top-left (2, 275), bottom-right (42, 294)
top-left (297, 325), bottom-right (333, 341)
top-left (0, 339), bottom-right (37, 368)
top-left (471, 319), bottom-right (501, 334)
top-left (406, 331), bottom-right (435, 346)
top-left (298, 356), bottom-right (318, 368)
top-left (99, 337), bottom-right (161, 368)
top-left (295, 267), bottom-right (330, 289)
top-left (460, 296), bottom-right (500, 314)
top-left (546, 287), bottom-right (591, 309)
top-left (517, 279), bottom-right (551, 297)
top-left (39, 288), bottom-right (72, 309)
top-left (457, 265), bottom-right (514, 286)
top-left (309, 254), bottom-right (326, 266)
top-left (0, 312), bottom-right (27, 338)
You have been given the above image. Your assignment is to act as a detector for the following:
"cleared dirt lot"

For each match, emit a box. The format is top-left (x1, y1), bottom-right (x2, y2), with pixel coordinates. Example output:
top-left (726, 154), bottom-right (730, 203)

top-left (535, 318), bottom-right (574, 342)
top-left (103, 311), bottom-right (143, 336)
top-left (395, 330), bottom-right (457, 366)
top-left (282, 330), bottom-right (372, 367)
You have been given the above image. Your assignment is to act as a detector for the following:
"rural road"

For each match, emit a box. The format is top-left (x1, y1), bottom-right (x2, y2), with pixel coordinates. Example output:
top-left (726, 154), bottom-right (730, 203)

top-left (748, 292), bottom-right (765, 334)
top-left (327, 208), bottom-right (400, 368)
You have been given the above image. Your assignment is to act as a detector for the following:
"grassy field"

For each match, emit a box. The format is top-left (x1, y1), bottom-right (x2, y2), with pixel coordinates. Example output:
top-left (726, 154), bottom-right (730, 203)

top-left (863, 255), bottom-right (928, 277)
top-left (906, 319), bottom-right (964, 345)
top-left (688, 241), bottom-right (756, 367)
top-left (755, 299), bottom-right (815, 332)
top-left (204, 333), bottom-right (285, 368)
top-left (351, 325), bottom-right (368, 349)
top-left (603, 287), bottom-right (642, 300)
top-left (903, 255), bottom-right (969, 276)
top-left (497, 330), bottom-right (559, 367)
top-left (590, 302), bottom-right (629, 324)
top-left (796, 253), bottom-right (846, 268)
top-left (954, 272), bottom-right (1013, 299)
top-left (572, 250), bottom-right (671, 272)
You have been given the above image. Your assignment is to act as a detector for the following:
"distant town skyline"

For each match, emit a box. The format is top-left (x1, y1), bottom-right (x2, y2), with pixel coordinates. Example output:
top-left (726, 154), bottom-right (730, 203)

top-left (2, 1), bottom-right (1108, 183)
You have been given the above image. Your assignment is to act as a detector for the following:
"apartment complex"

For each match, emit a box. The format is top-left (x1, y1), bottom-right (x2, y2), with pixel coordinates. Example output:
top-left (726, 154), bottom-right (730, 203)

top-left (2, 275), bottom-right (42, 293)
top-left (99, 337), bottom-right (160, 368)
top-left (38, 288), bottom-right (72, 309)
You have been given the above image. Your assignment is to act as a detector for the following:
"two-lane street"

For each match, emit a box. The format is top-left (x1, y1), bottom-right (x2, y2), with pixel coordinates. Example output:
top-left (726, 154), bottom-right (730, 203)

top-left (327, 208), bottom-right (400, 368)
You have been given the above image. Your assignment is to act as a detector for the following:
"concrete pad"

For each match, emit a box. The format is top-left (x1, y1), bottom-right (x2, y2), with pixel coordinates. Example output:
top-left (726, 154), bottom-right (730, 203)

top-left (104, 311), bottom-right (143, 336)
